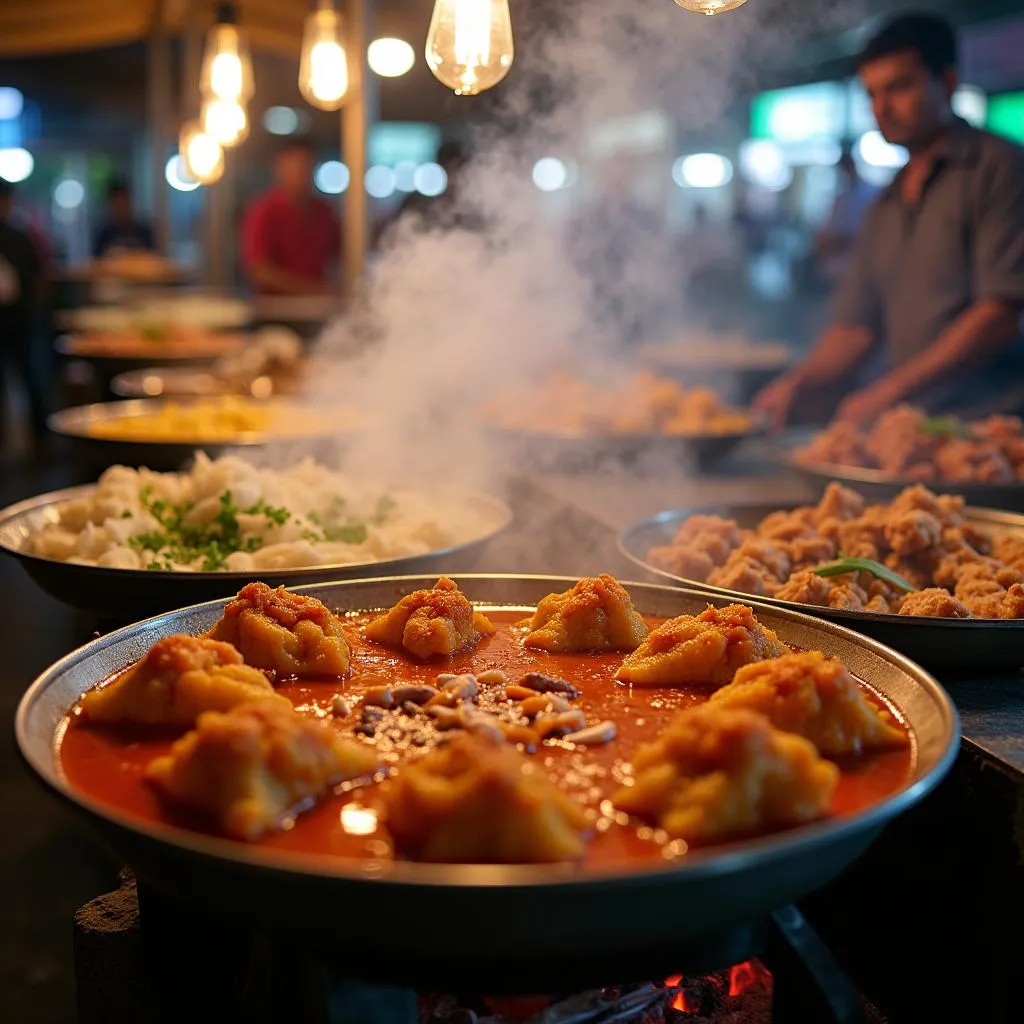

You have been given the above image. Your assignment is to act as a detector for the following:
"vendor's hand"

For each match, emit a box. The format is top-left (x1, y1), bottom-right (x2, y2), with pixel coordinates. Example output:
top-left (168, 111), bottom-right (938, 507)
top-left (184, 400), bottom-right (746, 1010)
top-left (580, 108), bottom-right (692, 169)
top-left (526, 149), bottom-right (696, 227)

top-left (834, 383), bottom-right (901, 426)
top-left (751, 373), bottom-right (801, 432)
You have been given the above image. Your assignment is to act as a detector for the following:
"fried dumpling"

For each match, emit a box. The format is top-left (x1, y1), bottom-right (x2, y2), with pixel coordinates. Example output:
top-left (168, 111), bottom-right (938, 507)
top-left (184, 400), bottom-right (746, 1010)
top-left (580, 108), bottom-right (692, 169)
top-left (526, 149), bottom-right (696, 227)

top-left (612, 705), bottom-right (837, 845)
top-left (206, 582), bottom-right (351, 679)
top-left (710, 651), bottom-right (908, 756)
top-left (145, 702), bottom-right (378, 840)
top-left (79, 634), bottom-right (287, 727)
top-left (616, 604), bottom-right (786, 689)
top-left (380, 733), bottom-right (590, 863)
top-left (522, 574), bottom-right (649, 653)
top-left (364, 577), bottom-right (495, 660)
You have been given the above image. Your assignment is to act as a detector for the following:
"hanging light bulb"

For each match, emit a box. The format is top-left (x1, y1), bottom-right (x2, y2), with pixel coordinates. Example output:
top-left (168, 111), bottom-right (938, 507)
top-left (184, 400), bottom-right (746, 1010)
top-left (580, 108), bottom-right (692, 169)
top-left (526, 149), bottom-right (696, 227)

top-left (201, 97), bottom-right (249, 147)
top-left (674, 0), bottom-right (748, 14)
top-left (180, 120), bottom-right (225, 185)
top-left (425, 0), bottom-right (514, 97)
top-left (201, 3), bottom-right (254, 103)
top-left (299, 1), bottom-right (349, 110)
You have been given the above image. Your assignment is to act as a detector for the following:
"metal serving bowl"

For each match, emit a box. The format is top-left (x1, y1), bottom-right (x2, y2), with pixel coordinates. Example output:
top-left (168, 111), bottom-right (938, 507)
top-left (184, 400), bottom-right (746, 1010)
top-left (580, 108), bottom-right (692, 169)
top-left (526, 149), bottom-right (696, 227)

top-left (0, 489), bottom-right (513, 620)
top-left (619, 503), bottom-right (1024, 672)
top-left (47, 398), bottom-right (362, 472)
top-left (16, 574), bottom-right (958, 990)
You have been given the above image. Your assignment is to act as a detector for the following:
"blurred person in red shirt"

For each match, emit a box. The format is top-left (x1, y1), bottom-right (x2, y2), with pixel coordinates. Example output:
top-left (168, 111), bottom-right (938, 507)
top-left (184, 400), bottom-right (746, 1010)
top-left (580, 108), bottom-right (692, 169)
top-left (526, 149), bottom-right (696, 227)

top-left (241, 137), bottom-right (340, 295)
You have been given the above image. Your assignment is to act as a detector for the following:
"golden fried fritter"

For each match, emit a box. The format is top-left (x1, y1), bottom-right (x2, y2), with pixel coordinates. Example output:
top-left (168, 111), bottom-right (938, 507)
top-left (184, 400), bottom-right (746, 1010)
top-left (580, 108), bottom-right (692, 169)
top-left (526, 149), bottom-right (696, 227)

top-left (612, 706), bottom-right (837, 845)
top-left (774, 571), bottom-right (832, 606)
top-left (145, 702), bottom-right (378, 840)
top-left (815, 482), bottom-right (865, 523)
top-left (671, 515), bottom-right (743, 549)
top-left (710, 651), bottom-right (907, 756)
top-left (707, 556), bottom-right (780, 597)
top-left (884, 510), bottom-right (943, 557)
top-left (364, 577), bottom-right (495, 660)
top-left (380, 732), bottom-right (590, 863)
top-left (522, 574), bottom-right (648, 653)
top-left (616, 604), bottom-right (786, 689)
top-left (80, 634), bottom-right (287, 726)
top-left (898, 588), bottom-right (971, 618)
top-left (206, 583), bottom-right (351, 679)
top-left (647, 544), bottom-right (714, 581)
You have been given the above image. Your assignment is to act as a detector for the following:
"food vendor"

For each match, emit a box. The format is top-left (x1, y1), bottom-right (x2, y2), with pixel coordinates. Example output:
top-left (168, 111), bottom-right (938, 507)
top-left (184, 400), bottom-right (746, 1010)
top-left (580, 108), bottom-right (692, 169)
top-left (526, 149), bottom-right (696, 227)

top-left (93, 179), bottom-right (155, 257)
top-left (754, 12), bottom-right (1024, 428)
top-left (241, 137), bottom-right (340, 296)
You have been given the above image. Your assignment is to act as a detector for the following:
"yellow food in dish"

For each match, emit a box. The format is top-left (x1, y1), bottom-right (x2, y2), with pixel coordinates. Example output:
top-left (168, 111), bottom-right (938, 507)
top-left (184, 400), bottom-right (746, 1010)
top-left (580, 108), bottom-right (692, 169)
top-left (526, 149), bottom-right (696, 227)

top-left (612, 705), bottom-right (838, 845)
top-left (364, 576), bottom-right (496, 660)
top-left (205, 583), bottom-right (352, 679)
top-left (709, 651), bottom-right (908, 756)
top-left (522, 574), bottom-right (649, 652)
top-left (79, 634), bottom-right (288, 727)
top-left (146, 701), bottom-right (379, 840)
top-left (616, 603), bottom-right (787, 689)
top-left (84, 396), bottom-right (351, 442)
top-left (380, 732), bottom-right (591, 863)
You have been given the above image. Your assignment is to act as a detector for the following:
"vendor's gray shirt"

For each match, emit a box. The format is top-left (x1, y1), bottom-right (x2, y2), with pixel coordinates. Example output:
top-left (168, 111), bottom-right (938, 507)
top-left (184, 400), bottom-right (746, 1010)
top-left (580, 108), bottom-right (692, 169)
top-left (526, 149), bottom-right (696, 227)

top-left (834, 121), bottom-right (1024, 409)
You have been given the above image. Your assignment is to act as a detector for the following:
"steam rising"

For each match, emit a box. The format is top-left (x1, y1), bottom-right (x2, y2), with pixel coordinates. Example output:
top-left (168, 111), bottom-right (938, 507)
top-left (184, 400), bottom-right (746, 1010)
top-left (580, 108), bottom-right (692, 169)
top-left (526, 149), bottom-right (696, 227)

top-left (310, 0), bottom-right (865, 494)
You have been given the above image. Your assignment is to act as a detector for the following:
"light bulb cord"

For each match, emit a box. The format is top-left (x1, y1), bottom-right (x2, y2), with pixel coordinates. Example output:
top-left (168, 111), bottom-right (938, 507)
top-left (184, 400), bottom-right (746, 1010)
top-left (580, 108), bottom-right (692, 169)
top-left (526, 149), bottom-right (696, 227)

top-left (215, 2), bottom-right (238, 26)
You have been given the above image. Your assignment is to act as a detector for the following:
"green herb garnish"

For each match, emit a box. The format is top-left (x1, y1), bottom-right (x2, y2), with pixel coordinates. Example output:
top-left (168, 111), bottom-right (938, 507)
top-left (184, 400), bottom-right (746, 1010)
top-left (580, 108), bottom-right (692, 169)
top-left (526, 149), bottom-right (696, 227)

top-left (918, 416), bottom-right (971, 440)
top-left (813, 555), bottom-right (917, 594)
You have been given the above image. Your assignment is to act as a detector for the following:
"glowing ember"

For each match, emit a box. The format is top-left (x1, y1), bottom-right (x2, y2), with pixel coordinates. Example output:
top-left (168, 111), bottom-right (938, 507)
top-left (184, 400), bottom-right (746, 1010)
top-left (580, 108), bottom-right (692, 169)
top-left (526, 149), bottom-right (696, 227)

top-left (729, 960), bottom-right (771, 997)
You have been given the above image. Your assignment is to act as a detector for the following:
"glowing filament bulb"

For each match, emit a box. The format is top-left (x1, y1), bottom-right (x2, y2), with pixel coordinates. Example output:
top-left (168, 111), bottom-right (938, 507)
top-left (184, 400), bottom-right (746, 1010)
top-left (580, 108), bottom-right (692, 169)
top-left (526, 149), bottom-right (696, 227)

top-left (426, 0), bottom-right (514, 97)
top-left (300, 4), bottom-right (349, 110)
top-left (674, 0), bottom-right (749, 14)
top-left (180, 120), bottom-right (224, 186)
top-left (201, 17), bottom-right (254, 103)
top-left (202, 97), bottom-right (248, 147)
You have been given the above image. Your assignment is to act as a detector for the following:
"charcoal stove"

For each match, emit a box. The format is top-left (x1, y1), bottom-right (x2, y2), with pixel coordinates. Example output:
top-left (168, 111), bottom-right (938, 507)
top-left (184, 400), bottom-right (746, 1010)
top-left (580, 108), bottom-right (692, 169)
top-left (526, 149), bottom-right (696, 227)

top-left (74, 877), bottom-right (884, 1024)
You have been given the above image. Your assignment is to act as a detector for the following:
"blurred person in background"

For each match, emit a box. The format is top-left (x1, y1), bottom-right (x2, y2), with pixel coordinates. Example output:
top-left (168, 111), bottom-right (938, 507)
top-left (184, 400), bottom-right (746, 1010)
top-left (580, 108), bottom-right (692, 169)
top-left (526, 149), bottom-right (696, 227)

top-left (754, 12), bottom-right (1024, 428)
top-left (242, 137), bottom-right (339, 295)
top-left (0, 179), bottom-right (49, 456)
top-left (812, 148), bottom-right (878, 292)
top-left (93, 179), bottom-right (154, 257)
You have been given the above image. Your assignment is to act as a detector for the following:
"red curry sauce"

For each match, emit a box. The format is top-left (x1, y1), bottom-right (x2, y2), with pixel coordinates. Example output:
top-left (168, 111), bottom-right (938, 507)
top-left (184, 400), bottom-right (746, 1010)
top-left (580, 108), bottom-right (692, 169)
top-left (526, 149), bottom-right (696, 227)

top-left (59, 610), bottom-right (915, 870)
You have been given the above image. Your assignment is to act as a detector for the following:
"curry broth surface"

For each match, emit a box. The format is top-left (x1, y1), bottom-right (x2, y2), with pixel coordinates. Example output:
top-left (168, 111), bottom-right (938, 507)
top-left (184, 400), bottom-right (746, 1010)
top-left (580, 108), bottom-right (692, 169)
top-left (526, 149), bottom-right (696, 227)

top-left (59, 610), bottom-right (915, 870)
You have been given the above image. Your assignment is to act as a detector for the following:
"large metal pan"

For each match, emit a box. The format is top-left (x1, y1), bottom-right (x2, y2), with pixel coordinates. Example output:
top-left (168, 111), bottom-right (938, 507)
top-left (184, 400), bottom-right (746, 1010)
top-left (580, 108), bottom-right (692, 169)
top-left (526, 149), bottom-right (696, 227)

top-left (488, 422), bottom-right (765, 474)
top-left (787, 453), bottom-right (1024, 512)
top-left (0, 488), bottom-right (512, 620)
top-left (619, 503), bottom-right (1024, 673)
top-left (47, 398), bottom-right (360, 472)
top-left (111, 366), bottom-right (299, 399)
top-left (16, 574), bottom-right (958, 989)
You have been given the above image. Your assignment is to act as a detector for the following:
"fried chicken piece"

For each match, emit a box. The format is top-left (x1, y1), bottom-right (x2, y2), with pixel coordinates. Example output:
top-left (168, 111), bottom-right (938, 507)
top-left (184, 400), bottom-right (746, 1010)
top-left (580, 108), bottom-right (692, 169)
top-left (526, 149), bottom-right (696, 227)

top-left (954, 564), bottom-right (1006, 602)
top-left (828, 582), bottom-right (868, 611)
top-left (707, 555), bottom-right (780, 597)
top-left (797, 421), bottom-right (869, 467)
top-left (80, 634), bottom-right (288, 726)
top-left (898, 588), bottom-right (971, 618)
top-left (935, 440), bottom-right (1015, 483)
top-left (710, 652), bottom-right (907, 756)
top-left (835, 510), bottom-right (888, 562)
top-left (965, 583), bottom-right (1024, 620)
top-left (616, 603), bottom-right (786, 689)
top-left (612, 706), bottom-right (837, 846)
top-left (998, 583), bottom-right (1024, 619)
top-left (687, 530), bottom-right (739, 568)
top-left (364, 577), bottom-right (495, 660)
top-left (932, 546), bottom-right (993, 589)
top-left (734, 538), bottom-right (792, 581)
top-left (865, 594), bottom-right (894, 613)
top-left (815, 482), bottom-right (865, 524)
top-left (972, 415), bottom-right (1024, 442)
top-left (206, 583), bottom-right (351, 679)
top-left (145, 702), bottom-right (378, 840)
top-left (774, 571), bottom-right (832, 607)
top-left (992, 534), bottom-right (1024, 566)
top-left (521, 574), bottom-right (648, 653)
top-left (646, 544), bottom-right (714, 582)
top-left (789, 534), bottom-right (838, 569)
top-left (884, 510), bottom-right (943, 557)
top-left (890, 486), bottom-right (965, 529)
top-left (882, 553), bottom-right (936, 591)
top-left (671, 515), bottom-right (743, 549)
top-left (380, 733), bottom-right (590, 863)
top-left (757, 508), bottom-right (817, 543)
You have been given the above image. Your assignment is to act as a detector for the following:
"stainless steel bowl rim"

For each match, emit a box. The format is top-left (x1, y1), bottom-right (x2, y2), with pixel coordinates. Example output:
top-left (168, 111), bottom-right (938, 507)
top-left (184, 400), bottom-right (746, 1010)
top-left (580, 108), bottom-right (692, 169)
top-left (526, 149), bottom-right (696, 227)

top-left (16, 573), bottom-right (959, 891)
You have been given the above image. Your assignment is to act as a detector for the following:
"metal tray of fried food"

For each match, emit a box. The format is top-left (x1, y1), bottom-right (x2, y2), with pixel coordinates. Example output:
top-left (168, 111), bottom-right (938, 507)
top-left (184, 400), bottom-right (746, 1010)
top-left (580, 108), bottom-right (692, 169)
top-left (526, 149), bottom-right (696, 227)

top-left (47, 398), bottom-right (361, 472)
top-left (0, 487), bottom-right (513, 621)
top-left (489, 421), bottom-right (766, 474)
top-left (111, 366), bottom-right (299, 399)
top-left (619, 503), bottom-right (1024, 672)
top-left (16, 573), bottom-right (957, 991)
top-left (786, 452), bottom-right (1024, 512)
